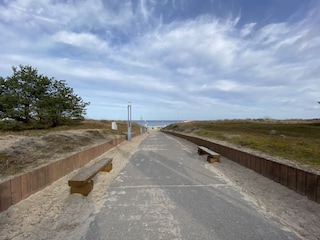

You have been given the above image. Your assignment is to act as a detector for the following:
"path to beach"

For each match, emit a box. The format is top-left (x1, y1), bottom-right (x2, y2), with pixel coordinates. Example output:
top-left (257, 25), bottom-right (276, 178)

top-left (0, 132), bottom-right (320, 239)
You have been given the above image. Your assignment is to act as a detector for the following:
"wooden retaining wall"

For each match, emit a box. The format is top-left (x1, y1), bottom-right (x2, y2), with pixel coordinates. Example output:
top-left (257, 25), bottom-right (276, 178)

top-left (0, 135), bottom-right (135, 212)
top-left (163, 131), bottom-right (320, 204)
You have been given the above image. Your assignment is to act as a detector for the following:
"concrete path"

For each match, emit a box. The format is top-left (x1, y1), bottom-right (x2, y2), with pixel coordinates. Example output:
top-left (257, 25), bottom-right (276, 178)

top-left (83, 132), bottom-right (298, 240)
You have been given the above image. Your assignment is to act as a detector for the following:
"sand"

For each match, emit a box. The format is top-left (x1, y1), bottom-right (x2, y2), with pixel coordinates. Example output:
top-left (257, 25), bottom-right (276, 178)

top-left (205, 158), bottom-right (320, 240)
top-left (1, 132), bottom-right (320, 240)
top-left (0, 133), bottom-right (148, 240)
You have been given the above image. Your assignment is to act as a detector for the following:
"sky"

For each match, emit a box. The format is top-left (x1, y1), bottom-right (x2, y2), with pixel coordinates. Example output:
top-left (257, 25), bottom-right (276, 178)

top-left (0, 0), bottom-right (319, 121)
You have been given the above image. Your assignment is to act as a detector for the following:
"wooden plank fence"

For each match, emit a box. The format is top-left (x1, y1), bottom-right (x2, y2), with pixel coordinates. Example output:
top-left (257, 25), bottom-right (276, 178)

top-left (163, 131), bottom-right (320, 204)
top-left (0, 134), bottom-right (142, 212)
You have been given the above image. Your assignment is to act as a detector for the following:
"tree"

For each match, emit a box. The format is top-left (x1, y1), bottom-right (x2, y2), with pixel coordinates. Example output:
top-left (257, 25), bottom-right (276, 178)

top-left (0, 65), bottom-right (89, 129)
top-left (37, 79), bottom-right (89, 127)
top-left (1, 65), bottom-right (52, 123)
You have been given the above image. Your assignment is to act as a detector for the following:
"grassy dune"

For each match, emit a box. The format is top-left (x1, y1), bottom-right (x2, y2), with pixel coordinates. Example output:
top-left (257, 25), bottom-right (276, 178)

top-left (0, 119), bottom-right (142, 136)
top-left (0, 120), bottom-right (142, 177)
top-left (164, 119), bottom-right (320, 167)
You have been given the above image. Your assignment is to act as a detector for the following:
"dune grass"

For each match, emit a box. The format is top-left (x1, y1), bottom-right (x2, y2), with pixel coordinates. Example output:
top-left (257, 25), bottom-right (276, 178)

top-left (0, 119), bottom-right (142, 136)
top-left (0, 120), bottom-right (143, 176)
top-left (165, 119), bottom-right (320, 166)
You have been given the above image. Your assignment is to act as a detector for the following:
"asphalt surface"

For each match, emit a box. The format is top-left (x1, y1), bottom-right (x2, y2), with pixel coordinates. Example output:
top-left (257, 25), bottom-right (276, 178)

top-left (83, 132), bottom-right (299, 240)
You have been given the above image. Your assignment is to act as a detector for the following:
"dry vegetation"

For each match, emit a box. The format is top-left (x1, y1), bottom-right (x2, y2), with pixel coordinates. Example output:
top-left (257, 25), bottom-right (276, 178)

top-left (2, 118), bottom-right (320, 180)
top-left (0, 120), bottom-right (141, 180)
top-left (164, 119), bottom-right (320, 170)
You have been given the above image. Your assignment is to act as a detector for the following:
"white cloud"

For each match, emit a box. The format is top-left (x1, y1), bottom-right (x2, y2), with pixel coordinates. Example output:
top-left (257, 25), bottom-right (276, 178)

top-left (177, 67), bottom-right (203, 75)
top-left (254, 23), bottom-right (290, 45)
top-left (127, 16), bottom-right (239, 72)
top-left (52, 31), bottom-right (109, 51)
top-left (240, 22), bottom-right (256, 37)
top-left (215, 80), bottom-right (240, 92)
top-left (0, 0), bottom-right (319, 120)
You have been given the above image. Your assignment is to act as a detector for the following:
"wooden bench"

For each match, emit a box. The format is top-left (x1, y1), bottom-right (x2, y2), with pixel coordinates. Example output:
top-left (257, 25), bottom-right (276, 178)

top-left (68, 157), bottom-right (113, 196)
top-left (197, 146), bottom-right (220, 163)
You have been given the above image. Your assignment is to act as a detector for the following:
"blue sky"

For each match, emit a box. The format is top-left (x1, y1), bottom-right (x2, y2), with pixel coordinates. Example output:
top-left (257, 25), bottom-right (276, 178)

top-left (0, 0), bottom-right (319, 120)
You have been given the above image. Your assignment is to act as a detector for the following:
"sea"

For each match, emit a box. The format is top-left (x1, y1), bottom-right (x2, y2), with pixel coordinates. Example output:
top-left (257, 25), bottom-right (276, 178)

top-left (132, 120), bottom-right (182, 129)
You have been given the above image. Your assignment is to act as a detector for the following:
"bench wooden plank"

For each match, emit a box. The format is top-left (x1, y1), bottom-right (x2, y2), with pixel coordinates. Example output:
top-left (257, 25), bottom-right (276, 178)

top-left (68, 158), bottom-right (113, 195)
top-left (68, 158), bottom-right (112, 185)
top-left (198, 146), bottom-right (217, 155)
top-left (198, 146), bottom-right (220, 163)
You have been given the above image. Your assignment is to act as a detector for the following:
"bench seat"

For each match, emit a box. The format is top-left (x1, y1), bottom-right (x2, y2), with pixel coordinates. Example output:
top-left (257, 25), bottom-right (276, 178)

top-left (198, 146), bottom-right (220, 163)
top-left (68, 157), bottom-right (113, 196)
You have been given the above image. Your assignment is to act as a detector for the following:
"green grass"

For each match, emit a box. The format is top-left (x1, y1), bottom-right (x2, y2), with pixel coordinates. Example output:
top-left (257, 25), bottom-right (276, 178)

top-left (164, 119), bottom-right (320, 166)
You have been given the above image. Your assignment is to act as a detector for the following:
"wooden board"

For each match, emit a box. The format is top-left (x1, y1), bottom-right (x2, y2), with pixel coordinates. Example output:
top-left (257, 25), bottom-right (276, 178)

top-left (70, 180), bottom-right (94, 196)
top-left (198, 146), bottom-right (220, 163)
top-left (207, 155), bottom-right (220, 163)
top-left (68, 158), bottom-right (112, 187)
top-left (198, 146), bottom-right (219, 157)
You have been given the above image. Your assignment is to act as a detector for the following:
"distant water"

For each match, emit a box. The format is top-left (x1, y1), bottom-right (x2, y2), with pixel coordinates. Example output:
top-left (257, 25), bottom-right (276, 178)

top-left (132, 120), bottom-right (181, 128)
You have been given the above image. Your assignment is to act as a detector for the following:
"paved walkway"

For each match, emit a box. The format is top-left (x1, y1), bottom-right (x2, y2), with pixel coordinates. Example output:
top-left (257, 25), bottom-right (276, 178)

top-left (83, 132), bottom-right (298, 240)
